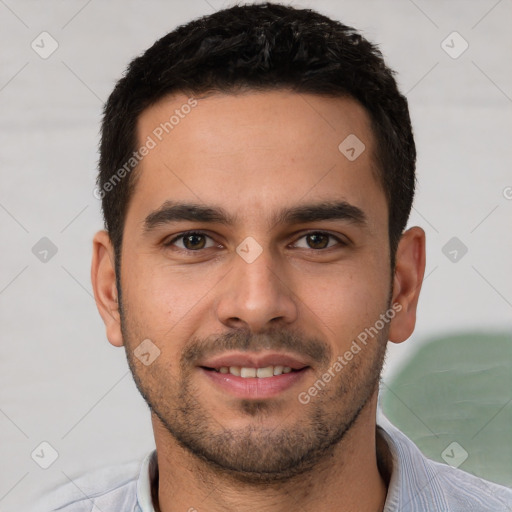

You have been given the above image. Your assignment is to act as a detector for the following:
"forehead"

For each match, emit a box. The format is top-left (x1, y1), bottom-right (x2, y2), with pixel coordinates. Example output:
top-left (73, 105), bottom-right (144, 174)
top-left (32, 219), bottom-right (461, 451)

top-left (128, 90), bottom-right (386, 231)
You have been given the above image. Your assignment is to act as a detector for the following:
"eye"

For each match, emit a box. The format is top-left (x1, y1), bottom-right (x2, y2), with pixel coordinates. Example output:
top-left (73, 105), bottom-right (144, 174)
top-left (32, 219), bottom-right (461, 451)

top-left (164, 231), bottom-right (218, 251)
top-left (163, 230), bottom-right (347, 253)
top-left (292, 231), bottom-right (346, 250)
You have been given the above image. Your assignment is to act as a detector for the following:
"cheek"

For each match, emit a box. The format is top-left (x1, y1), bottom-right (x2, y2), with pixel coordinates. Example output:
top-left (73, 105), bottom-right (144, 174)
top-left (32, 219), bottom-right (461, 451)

top-left (296, 260), bottom-right (390, 345)
top-left (122, 253), bottom-right (222, 338)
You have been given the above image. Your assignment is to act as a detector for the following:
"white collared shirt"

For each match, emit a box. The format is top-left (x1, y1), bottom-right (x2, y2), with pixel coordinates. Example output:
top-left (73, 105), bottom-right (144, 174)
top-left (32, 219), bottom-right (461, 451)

top-left (34, 411), bottom-right (512, 511)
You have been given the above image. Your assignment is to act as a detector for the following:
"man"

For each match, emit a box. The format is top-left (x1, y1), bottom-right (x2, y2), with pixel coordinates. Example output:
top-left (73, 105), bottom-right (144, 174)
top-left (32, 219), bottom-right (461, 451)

top-left (38, 2), bottom-right (512, 511)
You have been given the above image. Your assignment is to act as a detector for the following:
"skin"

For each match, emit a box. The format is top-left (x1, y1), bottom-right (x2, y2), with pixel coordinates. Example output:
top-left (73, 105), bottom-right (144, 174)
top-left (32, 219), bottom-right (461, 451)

top-left (91, 90), bottom-right (425, 512)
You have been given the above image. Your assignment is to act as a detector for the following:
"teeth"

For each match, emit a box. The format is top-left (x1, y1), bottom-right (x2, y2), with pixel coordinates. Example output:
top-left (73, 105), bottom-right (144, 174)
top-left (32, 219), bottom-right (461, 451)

top-left (215, 365), bottom-right (300, 378)
top-left (256, 366), bottom-right (274, 378)
top-left (229, 366), bottom-right (241, 376)
top-left (241, 367), bottom-right (257, 378)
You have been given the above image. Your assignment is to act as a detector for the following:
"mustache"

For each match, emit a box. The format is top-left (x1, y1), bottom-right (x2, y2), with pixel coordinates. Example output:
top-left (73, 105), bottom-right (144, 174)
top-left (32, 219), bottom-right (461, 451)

top-left (181, 327), bottom-right (332, 368)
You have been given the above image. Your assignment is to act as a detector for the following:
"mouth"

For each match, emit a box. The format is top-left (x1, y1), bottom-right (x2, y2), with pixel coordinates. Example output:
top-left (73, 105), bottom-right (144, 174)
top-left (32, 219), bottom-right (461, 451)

top-left (201, 365), bottom-right (304, 378)
top-left (197, 352), bottom-right (311, 399)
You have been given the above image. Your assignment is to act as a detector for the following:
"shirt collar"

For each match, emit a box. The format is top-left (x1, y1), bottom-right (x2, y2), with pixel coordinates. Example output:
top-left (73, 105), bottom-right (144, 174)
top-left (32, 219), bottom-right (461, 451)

top-left (137, 449), bottom-right (158, 512)
top-left (376, 408), bottom-right (449, 511)
top-left (135, 410), bottom-right (442, 511)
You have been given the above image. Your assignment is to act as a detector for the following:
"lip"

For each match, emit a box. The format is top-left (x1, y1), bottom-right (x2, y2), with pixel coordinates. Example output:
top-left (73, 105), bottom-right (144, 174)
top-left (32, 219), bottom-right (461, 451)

top-left (198, 351), bottom-right (310, 370)
top-left (197, 351), bottom-right (311, 399)
top-left (200, 367), bottom-right (310, 399)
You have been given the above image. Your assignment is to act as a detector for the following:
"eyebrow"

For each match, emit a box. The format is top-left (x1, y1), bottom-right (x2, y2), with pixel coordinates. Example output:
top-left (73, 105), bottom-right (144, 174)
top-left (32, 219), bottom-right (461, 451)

top-left (143, 199), bottom-right (368, 233)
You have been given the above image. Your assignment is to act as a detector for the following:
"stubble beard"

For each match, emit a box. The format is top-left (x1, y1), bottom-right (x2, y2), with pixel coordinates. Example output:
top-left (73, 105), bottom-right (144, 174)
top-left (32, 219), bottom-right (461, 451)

top-left (120, 299), bottom-right (389, 484)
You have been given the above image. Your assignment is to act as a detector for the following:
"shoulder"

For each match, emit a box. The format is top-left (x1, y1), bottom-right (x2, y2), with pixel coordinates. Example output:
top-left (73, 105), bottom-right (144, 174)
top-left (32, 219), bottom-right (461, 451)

top-left (31, 458), bottom-right (143, 512)
top-left (428, 458), bottom-right (512, 511)
top-left (377, 412), bottom-right (512, 511)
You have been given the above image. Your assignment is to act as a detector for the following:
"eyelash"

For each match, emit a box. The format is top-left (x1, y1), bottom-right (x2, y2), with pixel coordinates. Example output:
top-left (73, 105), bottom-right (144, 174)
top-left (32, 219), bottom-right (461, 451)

top-left (163, 230), bottom-right (348, 253)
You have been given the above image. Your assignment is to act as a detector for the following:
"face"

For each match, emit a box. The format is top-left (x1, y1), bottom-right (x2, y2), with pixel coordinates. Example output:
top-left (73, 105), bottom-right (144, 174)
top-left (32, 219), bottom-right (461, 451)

top-left (97, 90), bottom-right (407, 482)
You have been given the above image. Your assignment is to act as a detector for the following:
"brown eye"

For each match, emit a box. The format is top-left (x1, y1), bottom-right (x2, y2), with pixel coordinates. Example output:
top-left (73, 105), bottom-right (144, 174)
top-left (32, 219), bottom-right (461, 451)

top-left (166, 231), bottom-right (216, 251)
top-left (182, 233), bottom-right (206, 250)
top-left (306, 233), bottom-right (329, 249)
top-left (293, 232), bottom-right (344, 250)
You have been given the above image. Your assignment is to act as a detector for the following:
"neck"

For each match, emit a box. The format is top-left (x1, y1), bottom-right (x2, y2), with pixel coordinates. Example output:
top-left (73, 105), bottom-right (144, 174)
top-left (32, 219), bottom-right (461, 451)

top-left (151, 395), bottom-right (388, 512)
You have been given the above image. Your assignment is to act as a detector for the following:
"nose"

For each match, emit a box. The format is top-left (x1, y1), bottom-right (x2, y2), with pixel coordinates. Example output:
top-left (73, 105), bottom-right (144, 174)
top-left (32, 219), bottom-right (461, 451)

top-left (214, 241), bottom-right (298, 333)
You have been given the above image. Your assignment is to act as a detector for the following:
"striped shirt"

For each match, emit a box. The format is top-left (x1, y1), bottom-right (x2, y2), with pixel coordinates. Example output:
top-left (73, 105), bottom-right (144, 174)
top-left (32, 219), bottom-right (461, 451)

top-left (35, 411), bottom-right (512, 511)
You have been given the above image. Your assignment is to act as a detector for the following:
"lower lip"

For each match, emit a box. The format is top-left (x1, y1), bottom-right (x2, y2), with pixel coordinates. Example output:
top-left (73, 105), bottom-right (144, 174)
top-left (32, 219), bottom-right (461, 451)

top-left (200, 367), bottom-right (309, 399)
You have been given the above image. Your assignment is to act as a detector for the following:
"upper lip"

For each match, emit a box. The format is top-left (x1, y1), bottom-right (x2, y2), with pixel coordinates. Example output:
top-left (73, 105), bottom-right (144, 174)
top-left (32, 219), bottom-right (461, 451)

top-left (198, 352), bottom-right (311, 370)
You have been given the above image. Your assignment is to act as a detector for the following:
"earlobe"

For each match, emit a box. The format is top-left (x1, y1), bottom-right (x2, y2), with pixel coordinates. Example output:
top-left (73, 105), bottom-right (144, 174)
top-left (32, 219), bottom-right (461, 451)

top-left (91, 230), bottom-right (124, 347)
top-left (388, 226), bottom-right (426, 344)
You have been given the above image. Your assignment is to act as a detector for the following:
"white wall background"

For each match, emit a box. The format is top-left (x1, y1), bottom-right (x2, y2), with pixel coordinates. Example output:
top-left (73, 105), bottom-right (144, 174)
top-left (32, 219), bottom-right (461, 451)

top-left (0, 0), bottom-right (511, 510)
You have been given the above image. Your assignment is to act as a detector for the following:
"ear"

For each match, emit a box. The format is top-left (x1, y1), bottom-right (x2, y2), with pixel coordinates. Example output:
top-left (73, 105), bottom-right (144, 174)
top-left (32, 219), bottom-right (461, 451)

top-left (388, 226), bottom-right (426, 344)
top-left (91, 230), bottom-right (124, 347)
